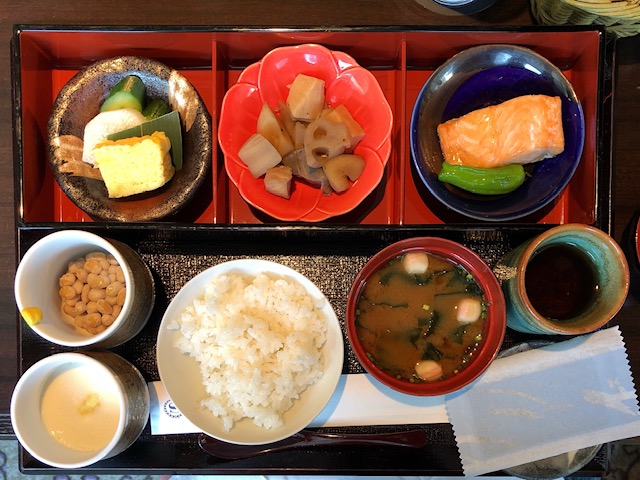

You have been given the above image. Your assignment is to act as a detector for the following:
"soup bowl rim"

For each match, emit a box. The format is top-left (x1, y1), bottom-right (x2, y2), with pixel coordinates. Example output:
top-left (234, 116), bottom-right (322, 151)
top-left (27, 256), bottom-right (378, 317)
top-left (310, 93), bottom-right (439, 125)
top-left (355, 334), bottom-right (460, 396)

top-left (346, 236), bottom-right (507, 396)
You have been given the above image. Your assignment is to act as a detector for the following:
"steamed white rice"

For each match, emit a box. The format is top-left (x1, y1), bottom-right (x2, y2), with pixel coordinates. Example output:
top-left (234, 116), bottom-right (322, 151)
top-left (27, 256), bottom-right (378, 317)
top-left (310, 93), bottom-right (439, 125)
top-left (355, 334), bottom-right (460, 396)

top-left (173, 272), bottom-right (327, 431)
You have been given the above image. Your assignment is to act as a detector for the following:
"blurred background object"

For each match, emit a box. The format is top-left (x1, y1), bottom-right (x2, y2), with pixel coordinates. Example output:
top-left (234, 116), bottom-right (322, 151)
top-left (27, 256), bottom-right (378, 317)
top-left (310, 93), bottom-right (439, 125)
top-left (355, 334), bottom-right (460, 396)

top-left (531, 0), bottom-right (640, 38)
top-left (414, 0), bottom-right (497, 15)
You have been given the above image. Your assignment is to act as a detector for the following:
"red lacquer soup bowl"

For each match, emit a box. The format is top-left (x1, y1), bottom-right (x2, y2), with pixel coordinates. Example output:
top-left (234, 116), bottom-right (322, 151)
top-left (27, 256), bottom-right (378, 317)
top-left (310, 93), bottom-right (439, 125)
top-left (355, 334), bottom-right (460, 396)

top-left (346, 237), bottom-right (506, 396)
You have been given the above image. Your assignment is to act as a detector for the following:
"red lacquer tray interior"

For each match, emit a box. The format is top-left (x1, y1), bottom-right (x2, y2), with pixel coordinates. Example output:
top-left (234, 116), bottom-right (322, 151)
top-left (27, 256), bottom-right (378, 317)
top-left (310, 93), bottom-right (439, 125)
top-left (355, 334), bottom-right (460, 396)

top-left (15, 28), bottom-right (604, 226)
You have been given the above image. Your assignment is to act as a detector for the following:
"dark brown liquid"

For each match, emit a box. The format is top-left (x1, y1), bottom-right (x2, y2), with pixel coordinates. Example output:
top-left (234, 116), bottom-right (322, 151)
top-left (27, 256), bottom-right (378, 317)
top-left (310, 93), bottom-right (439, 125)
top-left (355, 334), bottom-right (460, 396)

top-left (524, 244), bottom-right (598, 321)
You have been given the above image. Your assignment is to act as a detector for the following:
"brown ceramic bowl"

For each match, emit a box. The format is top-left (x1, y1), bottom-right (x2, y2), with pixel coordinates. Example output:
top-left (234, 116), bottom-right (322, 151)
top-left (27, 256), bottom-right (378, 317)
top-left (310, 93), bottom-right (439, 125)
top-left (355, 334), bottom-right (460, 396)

top-left (346, 237), bottom-right (506, 396)
top-left (48, 56), bottom-right (211, 221)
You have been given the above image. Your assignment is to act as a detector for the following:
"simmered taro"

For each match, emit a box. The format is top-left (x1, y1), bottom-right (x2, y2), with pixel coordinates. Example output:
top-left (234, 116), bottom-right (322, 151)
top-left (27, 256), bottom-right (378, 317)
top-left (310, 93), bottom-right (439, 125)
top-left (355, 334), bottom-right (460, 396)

top-left (355, 251), bottom-right (486, 383)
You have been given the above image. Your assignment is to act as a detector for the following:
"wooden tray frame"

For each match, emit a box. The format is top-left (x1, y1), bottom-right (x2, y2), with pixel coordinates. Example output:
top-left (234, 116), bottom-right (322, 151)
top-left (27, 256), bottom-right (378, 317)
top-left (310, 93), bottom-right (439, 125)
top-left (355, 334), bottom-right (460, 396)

top-left (11, 25), bottom-right (615, 475)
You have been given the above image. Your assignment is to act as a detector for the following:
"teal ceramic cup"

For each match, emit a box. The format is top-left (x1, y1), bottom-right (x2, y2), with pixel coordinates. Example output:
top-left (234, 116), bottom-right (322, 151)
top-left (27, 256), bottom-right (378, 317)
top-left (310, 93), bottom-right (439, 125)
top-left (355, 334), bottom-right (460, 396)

top-left (500, 224), bottom-right (629, 335)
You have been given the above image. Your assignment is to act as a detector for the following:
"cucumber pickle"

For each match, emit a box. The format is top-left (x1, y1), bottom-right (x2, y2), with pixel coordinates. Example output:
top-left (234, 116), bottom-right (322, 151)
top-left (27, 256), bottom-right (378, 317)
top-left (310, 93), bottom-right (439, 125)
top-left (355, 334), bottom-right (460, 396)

top-left (143, 98), bottom-right (170, 120)
top-left (100, 75), bottom-right (147, 113)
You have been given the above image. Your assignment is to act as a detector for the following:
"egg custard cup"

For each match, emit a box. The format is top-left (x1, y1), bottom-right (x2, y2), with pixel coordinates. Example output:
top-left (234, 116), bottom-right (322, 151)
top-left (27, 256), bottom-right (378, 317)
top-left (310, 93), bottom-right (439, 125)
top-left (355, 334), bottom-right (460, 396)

top-left (10, 351), bottom-right (149, 469)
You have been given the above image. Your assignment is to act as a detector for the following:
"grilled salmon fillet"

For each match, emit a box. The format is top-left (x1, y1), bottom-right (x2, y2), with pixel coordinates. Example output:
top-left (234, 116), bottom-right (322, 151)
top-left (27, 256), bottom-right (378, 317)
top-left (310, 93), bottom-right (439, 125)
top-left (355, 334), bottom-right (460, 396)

top-left (437, 95), bottom-right (565, 169)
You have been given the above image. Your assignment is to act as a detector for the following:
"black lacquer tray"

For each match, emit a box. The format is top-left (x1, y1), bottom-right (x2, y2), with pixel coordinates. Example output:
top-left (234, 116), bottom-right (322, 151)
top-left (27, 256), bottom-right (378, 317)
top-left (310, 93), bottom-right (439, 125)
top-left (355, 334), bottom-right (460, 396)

top-left (14, 224), bottom-right (609, 475)
top-left (12, 24), bottom-right (615, 476)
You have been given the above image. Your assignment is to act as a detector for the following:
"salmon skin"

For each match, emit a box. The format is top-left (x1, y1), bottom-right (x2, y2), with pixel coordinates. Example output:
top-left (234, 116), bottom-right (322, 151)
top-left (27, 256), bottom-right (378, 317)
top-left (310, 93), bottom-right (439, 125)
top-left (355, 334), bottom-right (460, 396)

top-left (437, 95), bottom-right (565, 169)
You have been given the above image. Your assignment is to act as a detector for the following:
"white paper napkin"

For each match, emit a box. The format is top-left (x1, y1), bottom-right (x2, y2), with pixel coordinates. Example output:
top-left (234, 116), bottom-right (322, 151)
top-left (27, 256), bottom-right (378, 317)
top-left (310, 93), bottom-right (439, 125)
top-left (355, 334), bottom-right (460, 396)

top-left (149, 326), bottom-right (640, 478)
top-left (445, 326), bottom-right (640, 477)
top-left (148, 373), bottom-right (448, 435)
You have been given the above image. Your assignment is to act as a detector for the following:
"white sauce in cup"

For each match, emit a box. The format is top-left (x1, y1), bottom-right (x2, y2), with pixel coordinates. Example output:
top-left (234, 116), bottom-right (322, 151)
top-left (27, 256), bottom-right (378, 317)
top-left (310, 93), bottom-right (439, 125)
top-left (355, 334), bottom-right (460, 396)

top-left (41, 364), bottom-right (120, 452)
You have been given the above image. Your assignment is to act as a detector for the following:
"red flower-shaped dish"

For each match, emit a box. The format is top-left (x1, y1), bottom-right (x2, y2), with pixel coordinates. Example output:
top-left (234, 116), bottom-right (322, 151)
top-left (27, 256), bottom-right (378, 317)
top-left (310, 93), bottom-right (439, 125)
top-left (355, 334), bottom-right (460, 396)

top-left (218, 44), bottom-right (393, 222)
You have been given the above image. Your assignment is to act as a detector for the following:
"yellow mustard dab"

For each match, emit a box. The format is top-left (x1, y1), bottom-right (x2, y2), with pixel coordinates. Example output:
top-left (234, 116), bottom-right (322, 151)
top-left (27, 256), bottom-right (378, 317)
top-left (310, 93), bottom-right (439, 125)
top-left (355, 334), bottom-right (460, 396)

top-left (78, 393), bottom-right (101, 415)
top-left (20, 307), bottom-right (43, 326)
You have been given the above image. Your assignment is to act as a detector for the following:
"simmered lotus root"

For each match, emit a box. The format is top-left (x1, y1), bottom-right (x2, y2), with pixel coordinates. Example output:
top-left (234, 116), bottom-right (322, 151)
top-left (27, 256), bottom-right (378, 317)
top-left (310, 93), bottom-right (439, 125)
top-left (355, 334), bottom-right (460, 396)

top-left (304, 117), bottom-right (350, 168)
top-left (59, 251), bottom-right (126, 335)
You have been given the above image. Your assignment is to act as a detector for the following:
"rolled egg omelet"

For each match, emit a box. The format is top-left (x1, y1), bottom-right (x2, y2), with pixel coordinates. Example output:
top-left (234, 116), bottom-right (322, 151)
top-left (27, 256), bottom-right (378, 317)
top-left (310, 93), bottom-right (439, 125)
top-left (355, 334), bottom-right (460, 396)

top-left (93, 131), bottom-right (174, 198)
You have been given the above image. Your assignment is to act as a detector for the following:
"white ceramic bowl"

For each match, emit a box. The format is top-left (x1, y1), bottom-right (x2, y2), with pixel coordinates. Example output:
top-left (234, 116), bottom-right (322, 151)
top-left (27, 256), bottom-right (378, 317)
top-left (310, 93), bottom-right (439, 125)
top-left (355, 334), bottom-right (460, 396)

top-left (11, 351), bottom-right (149, 469)
top-left (156, 259), bottom-right (344, 445)
top-left (14, 230), bottom-right (155, 348)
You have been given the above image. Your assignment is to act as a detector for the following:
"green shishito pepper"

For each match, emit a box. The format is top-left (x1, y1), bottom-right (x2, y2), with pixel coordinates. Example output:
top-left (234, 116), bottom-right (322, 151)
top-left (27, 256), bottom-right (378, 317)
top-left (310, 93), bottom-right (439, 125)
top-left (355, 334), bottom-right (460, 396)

top-left (438, 161), bottom-right (526, 195)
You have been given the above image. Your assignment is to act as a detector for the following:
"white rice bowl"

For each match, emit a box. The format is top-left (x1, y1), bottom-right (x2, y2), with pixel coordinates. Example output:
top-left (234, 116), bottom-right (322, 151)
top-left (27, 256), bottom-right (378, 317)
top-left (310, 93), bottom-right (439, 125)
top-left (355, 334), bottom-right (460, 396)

top-left (156, 259), bottom-right (344, 445)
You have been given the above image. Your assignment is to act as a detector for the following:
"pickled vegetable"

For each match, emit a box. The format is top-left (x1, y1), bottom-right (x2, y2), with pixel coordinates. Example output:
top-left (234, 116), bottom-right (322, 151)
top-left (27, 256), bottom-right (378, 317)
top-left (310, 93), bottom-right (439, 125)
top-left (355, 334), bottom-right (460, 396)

top-left (20, 307), bottom-right (43, 326)
top-left (100, 75), bottom-right (146, 113)
top-left (143, 98), bottom-right (170, 120)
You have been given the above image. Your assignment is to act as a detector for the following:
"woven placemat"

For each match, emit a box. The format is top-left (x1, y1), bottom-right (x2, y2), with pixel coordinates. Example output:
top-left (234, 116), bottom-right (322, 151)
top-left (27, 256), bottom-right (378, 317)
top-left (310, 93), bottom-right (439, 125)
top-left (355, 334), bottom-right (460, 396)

top-left (531, 0), bottom-right (640, 37)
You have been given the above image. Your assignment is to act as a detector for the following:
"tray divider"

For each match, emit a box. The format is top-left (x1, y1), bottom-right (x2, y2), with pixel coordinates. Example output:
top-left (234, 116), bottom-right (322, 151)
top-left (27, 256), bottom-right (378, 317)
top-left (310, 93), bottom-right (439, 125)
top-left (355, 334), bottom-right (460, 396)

top-left (397, 36), bottom-right (408, 225)
top-left (211, 38), bottom-right (223, 224)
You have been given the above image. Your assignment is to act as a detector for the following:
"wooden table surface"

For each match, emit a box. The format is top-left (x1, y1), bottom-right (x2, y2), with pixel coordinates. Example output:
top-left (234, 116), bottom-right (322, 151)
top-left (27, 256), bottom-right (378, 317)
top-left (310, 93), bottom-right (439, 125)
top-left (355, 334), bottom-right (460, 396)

top-left (0, 0), bottom-right (638, 461)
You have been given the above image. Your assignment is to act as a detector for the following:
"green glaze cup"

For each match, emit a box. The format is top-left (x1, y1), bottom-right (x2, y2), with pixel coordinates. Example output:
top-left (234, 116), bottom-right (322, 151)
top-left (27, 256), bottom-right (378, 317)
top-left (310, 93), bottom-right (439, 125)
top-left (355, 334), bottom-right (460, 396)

top-left (500, 224), bottom-right (629, 335)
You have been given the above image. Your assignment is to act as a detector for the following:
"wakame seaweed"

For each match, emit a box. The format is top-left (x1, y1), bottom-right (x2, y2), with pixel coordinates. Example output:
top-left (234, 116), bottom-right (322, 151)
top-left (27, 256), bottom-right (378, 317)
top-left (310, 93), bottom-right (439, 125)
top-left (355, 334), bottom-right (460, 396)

top-left (379, 267), bottom-right (452, 286)
top-left (422, 342), bottom-right (443, 361)
top-left (418, 310), bottom-right (440, 335)
top-left (452, 324), bottom-right (468, 344)
top-left (408, 327), bottom-right (423, 346)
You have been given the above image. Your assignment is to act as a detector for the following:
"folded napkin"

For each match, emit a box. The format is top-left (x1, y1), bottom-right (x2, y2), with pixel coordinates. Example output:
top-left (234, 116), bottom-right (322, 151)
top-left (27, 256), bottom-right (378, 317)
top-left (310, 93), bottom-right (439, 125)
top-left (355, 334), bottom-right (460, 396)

top-left (149, 373), bottom-right (448, 435)
top-left (445, 326), bottom-right (640, 477)
top-left (149, 326), bottom-right (640, 478)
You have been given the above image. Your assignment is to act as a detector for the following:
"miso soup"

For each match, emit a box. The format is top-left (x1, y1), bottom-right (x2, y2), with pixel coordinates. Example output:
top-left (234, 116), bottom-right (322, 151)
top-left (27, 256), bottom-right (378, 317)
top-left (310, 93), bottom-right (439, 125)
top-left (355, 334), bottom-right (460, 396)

top-left (355, 251), bottom-right (487, 383)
